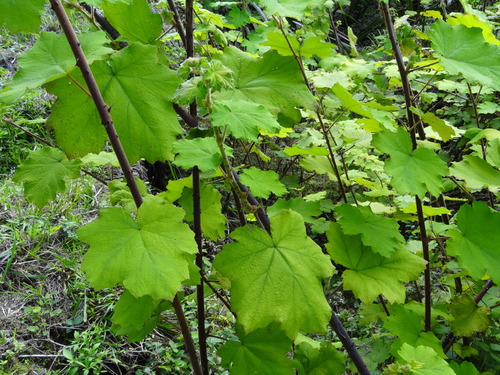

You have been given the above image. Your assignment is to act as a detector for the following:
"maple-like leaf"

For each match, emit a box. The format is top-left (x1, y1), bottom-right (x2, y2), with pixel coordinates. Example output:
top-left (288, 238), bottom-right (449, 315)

top-left (214, 210), bottom-right (334, 337)
top-left (372, 127), bottom-right (448, 198)
top-left (429, 20), bottom-right (500, 89)
top-left (211, 99), bottom-right (281, 141)
top-left (46, 43), bottom-right (182, 163)
top-left (13, 147), bottom-right (82, 208)
top-left (449, 294), bottom-right (491, 337)
top-left (294, 342), bottom-right (345, 375)
top-left (447, 202), bottom-right (500, 284)
top-left (214, 46), bottom-right (314, 126)
top-left (326, 223), bottom-right (426, 303)
top-left (78, 197), bottom-right (197, 301)
top-left (239, 167), bottom-right (287, 199)
top-left (336, 204), bottom-right (404, 257)
top-left (0, 0), bottom-right (45, 33)
top-left (218, 324), bottom-right (295, 375)
top-left (0, 31), bottom-right (113, 105)
top-left (450, 155), bottom-right (500, 192)
top-left (102, 0), bottom-right (162, 44)
top-left (172, 137), bottom-right (222, 173)
top-left (261, 32), bottom-right (299, 56)
top-left (267, 198), bottom-right (322, 224)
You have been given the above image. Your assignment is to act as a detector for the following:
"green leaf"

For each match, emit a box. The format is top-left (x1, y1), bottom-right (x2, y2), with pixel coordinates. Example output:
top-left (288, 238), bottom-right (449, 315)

top-left (372, 128), bottom-right (448, 198)
top-left (178, 183), bottom-right (227, 240)
top-left (384, 304), bottom-right (445, 358)
top-left (215, 47), bottom-right (314, 126)
top-left (239, 167), bottom-right (287, 199)
top-left (78, 196), bottom-right (197, 300)
top-left (255, 0), bottom-right (320, 19)
top-left (46, 44), bottom-right (182, 162)
top-left (13, 147), bottom-right (82, 208)
top-left (396, 344), bottom-right (456, 375)
top-left (0, 0), bottom-right (45, 33)
top-left (108, 178), bottom-right (148, 214)
top-left (172, 137), bottom-right (222, 174)
top-left (449, 361), bottom-right (480, 375)
top-left (332, 83), bottom-right (372, 118)
top-left (227, 7), bottom-right (251, 28)
top-left (102, 0), bottom-right (162, 44)
top-left (336, 204), bottom-right (404, 257)
top-left (299, 37), bottom-right (334, 58)
top-left (294, 341), bottom-right (346, 375)
top-left (81, 151), bottom-right (120, 167)
top-left (283, 145), bottom-right (329, 156)
top-left (450, 155), bottom-right (500, 192)
top-left (429, 20), bottom-right (500, 89)
top-left (447, 202), bottom-right (500, 284)
top-left (214, 210), bottom-right (334, 337)
top-left (325, 223), bottom-right (426, 303)
top-left (449, 294), bottom-right (491, 337)
top-left (410, 107), bottom-right (455, 142)
top-left (261, 32), bottom-right (299, 56)
top-left (111, 289), bottom-right (169, 342)
top-left (0, 31), bottom-right (113, 105)
top-left (218, 324), bottom-right (295, 375)
top-left (268, 198), bottom-right (322, 224)
top-left (212, 99), bottom-right (281, 141)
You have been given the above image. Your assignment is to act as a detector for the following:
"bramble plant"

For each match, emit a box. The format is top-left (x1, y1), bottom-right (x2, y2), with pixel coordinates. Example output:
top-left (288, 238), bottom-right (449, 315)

top-left (1, 0), bottom-right (499, 374)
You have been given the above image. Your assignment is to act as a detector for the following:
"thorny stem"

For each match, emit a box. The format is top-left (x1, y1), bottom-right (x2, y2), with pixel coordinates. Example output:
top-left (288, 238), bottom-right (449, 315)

top-left (48, 2), bottom-right (202, 374)
top-left (166, 0), bottom-right (187, 49)
top-left (381, 2), bottom-right (433, 332)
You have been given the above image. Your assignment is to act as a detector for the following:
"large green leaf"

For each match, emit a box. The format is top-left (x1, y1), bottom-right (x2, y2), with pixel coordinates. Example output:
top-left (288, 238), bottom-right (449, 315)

top-left (102, 0), bottom-right (162, 44)
top-left (393, 344), bottom-right (456, 375)
top-left (325, 223), bottom-right (426, 303)
top-left (372, 128), bottom-right (448, 198)
top-left (214, 46), bottom-right (314, 126)
top-left (172, 137), bottom-right (222, 174)
top-left (429, 20), bottom-right (500, 89)
top-left (46, 44), bottom-right (182, 163)
top-left (13, 147), bottom-right (82, 208)
top-left (218, 324), bottom-right (295, 375)
top-left (294, 341), bottom-right (345, 375)
top-left (450, 154), bottom-right (500, 192)
top-left (255, 0), bottom-right (322, 19)
top-left (447, 202), bottom-right (500, 284)
top-left (0, 31), bottom-right (113, 105)
top-left (211, 99), bottom-right (281, 141)
top-left (267, 198), bottom-right (322, 224)
top-left (449, 294), bottom-right (491, 337)
top-left (239, 167), bottom-right (287, 199)
top-left (214, 210), bottom-right (334, 337)
top-left (78, 197), bottom-right (197, 300)
top-left (0, 0), bottom-right (45, 33)
top-left (336, 204), bottom-right (404, 257)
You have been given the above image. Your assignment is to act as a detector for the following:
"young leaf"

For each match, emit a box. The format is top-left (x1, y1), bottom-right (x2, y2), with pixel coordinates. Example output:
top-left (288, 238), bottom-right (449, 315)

top-left (214, 210), bottom-right (334, 337)
top-left (239, 167), bottom-right (287, 199)
top-left (448, 294), bottom-right (491, 337)
top-left (102, 0), bottom-right (163, 44)
top-left (429, 20), bottom-right (500, 89)
top-left (395, 344), bottom-right (456, 375)
top-left (211, 99), bottom-right (281, 141)
top-left (336, 204), bottom-right (404, 257)
top-left (0, 31), bottom-right (113, 105)
top-left (372, 128), bottom-right (448, 198)
top-left (172, 137), bottom-right (222, 174)
top-left (0, 0), bottom-right (45, 33)
top-left (214, 46), bottom-right (314, 126)
top-left (325, 223), bottom-right (426, 304)
top-left (447, 202), bottom-right (500, 284)
top-left (450, 155), bottom-right (500, 192)
top-left (13, 147), bottom-right (82, 208)
top-left (78, 197), bottom-right (197, 301)
top-left (218, 324), bottom-right (295, 375)
top-left (46, 44), bottom-right (182, 162)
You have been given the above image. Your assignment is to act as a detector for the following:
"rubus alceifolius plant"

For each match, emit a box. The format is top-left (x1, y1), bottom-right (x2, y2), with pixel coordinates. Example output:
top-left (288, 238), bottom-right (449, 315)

top-left (1, 0), bottom-right (499, 373)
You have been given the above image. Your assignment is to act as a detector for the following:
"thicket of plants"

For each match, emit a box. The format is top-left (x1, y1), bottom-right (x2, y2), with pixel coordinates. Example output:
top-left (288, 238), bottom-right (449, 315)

top-left (1, 0), bottom-right (499, 374)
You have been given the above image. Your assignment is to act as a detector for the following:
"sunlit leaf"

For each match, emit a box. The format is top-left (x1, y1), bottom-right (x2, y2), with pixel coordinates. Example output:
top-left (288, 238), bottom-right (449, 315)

top-left (239, 167), bottom-right (287, 199)
top-left (0, 0), bottom-right (45, 33)
top-left (449, 294), bottom-right (491, 337)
